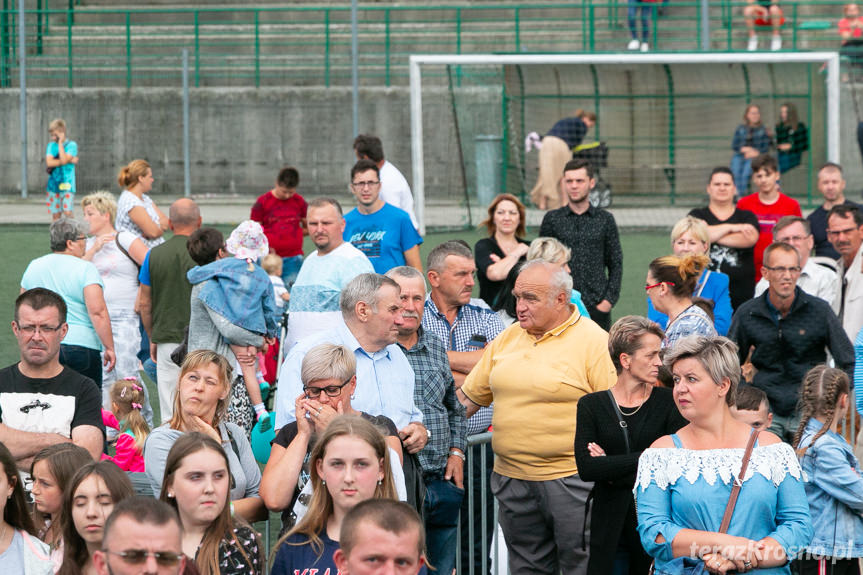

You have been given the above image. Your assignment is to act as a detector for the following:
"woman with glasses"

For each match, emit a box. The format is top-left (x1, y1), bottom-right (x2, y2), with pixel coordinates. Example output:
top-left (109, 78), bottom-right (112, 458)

top-left (645, 254), bottom-right (717, 350)
top-left (20, 217), bottom-right (116, 391)
top-left (160, 433), bottom-right (262, 575)
top-left (144, 350), bottom-right (266, 524)
top-left (261, 343), bottom-right (403, 535)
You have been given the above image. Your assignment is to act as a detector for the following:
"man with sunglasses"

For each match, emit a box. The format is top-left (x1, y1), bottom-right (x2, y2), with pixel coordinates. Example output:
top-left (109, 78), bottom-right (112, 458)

top-left (729, 242), bottom-right (853, 443)
top-left (0, 288), bottom-right (104, 469)
top-left (343, 159), bottom-right (423, 274)
top-left (94, 496), bottom-right (186, 575)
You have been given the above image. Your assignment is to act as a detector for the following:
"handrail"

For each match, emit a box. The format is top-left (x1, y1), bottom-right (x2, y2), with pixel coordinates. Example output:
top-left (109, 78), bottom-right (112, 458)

top-left (0, 1), bottom-right (851, 89)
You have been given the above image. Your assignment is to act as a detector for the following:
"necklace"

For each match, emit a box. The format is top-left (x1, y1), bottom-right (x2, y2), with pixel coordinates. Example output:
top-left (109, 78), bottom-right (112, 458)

top-left (612, 384), bottom-right (649, 417)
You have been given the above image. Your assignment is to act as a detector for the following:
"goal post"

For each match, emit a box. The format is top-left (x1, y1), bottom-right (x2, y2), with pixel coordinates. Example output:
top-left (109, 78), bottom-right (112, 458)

top-left (409, 52), bottom-right (840, 235)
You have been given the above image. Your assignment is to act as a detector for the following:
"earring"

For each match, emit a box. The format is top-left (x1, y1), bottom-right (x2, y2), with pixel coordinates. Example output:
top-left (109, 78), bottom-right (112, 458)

top-left (377, 479), bottom-right (382, 486)
top-left (167, 492), bottom-right (174, 498)
top-left (321, 480), bottom-right (326, 485)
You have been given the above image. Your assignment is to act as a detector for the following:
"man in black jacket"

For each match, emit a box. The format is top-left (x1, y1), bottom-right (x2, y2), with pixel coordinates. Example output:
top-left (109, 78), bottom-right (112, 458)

top-left (729, 241), bottom-right (854, 443)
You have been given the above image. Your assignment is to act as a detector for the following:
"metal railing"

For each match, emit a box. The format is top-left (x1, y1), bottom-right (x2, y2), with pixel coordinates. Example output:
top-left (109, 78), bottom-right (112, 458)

top-left (0, 1), bottom-right (854, 89)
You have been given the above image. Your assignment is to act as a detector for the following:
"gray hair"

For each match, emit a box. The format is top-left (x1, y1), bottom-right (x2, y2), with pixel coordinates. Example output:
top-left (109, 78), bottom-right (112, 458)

top-left (385, 266), bottom-right (427, 290)
top-left (49, 217), bottom-right (88, 252)
top-left (527, 237), bottom-right (571, 264)
top-left (518, 259), bottom-right (573, 297)
top-left (426, 240), bottom-right (473, 273)
top-left (301, 343), bottom-right (356, 385)
top-left (340, 273), bottom-right (401, 318)
top-left (663, 335), bottom-right (740, 407)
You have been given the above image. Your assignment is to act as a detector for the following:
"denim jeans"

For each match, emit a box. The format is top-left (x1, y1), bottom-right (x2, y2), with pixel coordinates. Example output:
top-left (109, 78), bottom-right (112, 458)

top-left (59, 344), bottom-right (103, 390)
top-left (423, 477), bottom-right (464, 575)
top-left (628, 0), bottom-right (650, 41)
top-left (281, 255), bottom-right (303, 290)
top-left (730, 153), bottom-right (752, 194)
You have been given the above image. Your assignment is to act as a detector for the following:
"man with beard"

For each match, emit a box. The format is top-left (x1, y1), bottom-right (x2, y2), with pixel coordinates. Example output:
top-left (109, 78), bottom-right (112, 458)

top-left (0, 288), bottom-right (103, 469)
top-left (284, 197), bottom-right (374, 350)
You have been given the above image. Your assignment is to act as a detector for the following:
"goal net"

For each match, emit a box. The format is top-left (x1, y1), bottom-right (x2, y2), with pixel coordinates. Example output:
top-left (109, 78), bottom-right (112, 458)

top-left (409, 53), bottom-right (840, 234)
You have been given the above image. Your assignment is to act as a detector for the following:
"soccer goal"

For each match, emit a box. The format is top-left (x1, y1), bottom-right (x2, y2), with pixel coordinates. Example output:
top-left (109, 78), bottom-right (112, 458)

top-left (409, 52), bottom-right (840, 234)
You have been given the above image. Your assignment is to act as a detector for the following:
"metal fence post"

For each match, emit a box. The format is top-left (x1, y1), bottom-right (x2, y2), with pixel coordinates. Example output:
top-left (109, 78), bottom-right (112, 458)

top-left (18, 0), bottom-right (27, 198)
top-left (193, 11), bottom-right (199, 87)
top-left (66, 6), bottom-right (73, 88)
top-left (125, 11), bottom-right (131, 88)
top-left (1, 0), bottom-right (9, 88)
top-left (182, 48), bottom-right (191, 198)
top-left (351, 0), bottom-right (358, 137)
top-left (254, 10), bottom-right (260, 88)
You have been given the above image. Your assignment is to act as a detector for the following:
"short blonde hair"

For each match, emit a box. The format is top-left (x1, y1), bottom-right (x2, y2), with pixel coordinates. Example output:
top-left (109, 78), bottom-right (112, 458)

top-left (49, 119), bottom-right (66, 132)
top-left (301, 343), bottom-right (356, 385)
top-left (260, 253), bottom-right (282, 276)
top-left (670, 216), bottom-right (710, 247)
top-left (527, 237), bottom-right (571, 265)
top-left (81, 191), bottom-right (118, 226)
top-left (663, 335), bottom-right (740, 407)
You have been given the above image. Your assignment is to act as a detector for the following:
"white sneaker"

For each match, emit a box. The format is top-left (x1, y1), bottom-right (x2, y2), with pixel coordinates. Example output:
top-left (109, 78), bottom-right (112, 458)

top-left (627, 38), bottom-right (641, 50)
top-left (770, 35), bottom-right (782, 51)
top-left (640, 42), bottom-right (649, 52)
top-left (747, 36), bottom-right (758, 51)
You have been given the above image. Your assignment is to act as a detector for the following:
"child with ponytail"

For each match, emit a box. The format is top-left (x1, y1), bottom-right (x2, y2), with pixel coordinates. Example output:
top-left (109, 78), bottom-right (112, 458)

top-left (102, 377), bottom-right (150, 472)
top-left (645, 253), bottom-right (717, 349)
top-left (793, 364), bottom-right (863, 575)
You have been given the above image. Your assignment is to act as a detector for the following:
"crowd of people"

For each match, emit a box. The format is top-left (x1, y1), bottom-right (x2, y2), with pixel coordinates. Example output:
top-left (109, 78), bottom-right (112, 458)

top-left (2, 120), bottom-right (863, 575)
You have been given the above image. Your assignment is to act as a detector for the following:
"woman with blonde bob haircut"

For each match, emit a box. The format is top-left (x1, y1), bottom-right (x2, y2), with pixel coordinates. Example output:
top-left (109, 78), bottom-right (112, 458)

top-left (144, 350), bottom-right (265, 523)
top-left (81, 191), bottom-right (151, 412)
top-left (646, 254), bottom-right (717, 349)
top-left (115, 159), bottom-right (169, 248)
top-left (648, 216), bottom-right (733, 336)
top-left (635, 335), bottom-right (812, 575)
top-left (270, 415), bottom-right (399, 575)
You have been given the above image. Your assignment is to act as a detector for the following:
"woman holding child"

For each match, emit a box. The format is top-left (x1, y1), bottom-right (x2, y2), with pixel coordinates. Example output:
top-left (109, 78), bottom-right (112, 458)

top-left (635, 335), bottom-right (812, 574)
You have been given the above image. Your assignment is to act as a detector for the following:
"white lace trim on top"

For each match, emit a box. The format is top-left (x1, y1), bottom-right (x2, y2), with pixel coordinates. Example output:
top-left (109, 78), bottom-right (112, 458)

top-left (635, 442), bottom-right (802, 491)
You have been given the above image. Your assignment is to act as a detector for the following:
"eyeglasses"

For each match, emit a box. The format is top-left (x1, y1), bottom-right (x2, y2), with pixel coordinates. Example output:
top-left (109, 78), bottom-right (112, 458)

top-left (644, 281), bottom-right (674, 292)
top-left (103, 549), bottom-right (184, 566)
top-left (15, 323), bottom-right (63, 336)
top-left (351, 181), bottom-right (381, 189)
top-left (303, 378), bottom-right (352, 398)
top-left (764, 265), bottom-right (801, 274)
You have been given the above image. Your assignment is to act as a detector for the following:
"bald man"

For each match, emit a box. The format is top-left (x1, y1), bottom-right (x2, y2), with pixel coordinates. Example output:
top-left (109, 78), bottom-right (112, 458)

top-left (138, 198), bottom-right (201, 422)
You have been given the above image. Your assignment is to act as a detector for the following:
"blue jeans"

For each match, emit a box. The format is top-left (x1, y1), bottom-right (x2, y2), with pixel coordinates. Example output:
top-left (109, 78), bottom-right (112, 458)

top-left (730, 153), bottom-right (752, 194)
top-left (423, 477), bottom-right (464, 575)
top-left (281, 255), bottom-right (303, 291)
top-left (60, 344), bottom-right (103, 390)
top-left (628, 0), bottom-right (650, 41)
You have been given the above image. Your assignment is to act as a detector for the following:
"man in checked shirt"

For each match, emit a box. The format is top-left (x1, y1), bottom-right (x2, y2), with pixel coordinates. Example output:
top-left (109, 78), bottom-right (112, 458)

top-left (420, 240), bottom-right (504, 574)
top-left (387, 265), bottom-right (467, 575)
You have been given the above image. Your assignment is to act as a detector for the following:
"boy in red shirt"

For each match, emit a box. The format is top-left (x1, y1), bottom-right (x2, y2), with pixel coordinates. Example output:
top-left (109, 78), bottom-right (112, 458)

top-left (736, 154), bottom-right (801, 281)
top-left (250, 166), bottom-right (308, 289)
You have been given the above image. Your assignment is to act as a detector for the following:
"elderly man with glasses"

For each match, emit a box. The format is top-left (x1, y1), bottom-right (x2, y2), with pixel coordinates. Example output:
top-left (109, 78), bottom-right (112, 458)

top-left (729, 241), bottom-right (853, 443)
top-left (342, 159), bottom-right (423, 274)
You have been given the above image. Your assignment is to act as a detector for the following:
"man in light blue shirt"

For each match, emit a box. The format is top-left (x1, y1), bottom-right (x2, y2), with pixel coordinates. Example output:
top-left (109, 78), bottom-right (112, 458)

top-left (275, 274), bottom-right (427, 450)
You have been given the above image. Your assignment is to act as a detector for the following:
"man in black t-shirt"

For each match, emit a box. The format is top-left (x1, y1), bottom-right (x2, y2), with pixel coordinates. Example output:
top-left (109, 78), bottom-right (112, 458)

top-left (688, 167), bottom-right (760, 311)
top-left (0, 288), bottom-right (103, 470)
top-left (807, 162), bottom-right (860, 259)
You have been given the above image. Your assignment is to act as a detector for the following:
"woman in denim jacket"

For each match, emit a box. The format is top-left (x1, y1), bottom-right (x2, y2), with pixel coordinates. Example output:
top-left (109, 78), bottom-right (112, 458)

top-left (793, 365), bottom-right (863, 575)
top-left (731, 105), bottom-right (772, 194)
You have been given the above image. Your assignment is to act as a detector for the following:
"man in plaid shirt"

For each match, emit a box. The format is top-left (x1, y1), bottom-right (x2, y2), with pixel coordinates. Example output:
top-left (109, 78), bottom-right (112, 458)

top-left (421, 240), bottom-right (504, 574)
top-left (387, 266), bottom-right (467, 575)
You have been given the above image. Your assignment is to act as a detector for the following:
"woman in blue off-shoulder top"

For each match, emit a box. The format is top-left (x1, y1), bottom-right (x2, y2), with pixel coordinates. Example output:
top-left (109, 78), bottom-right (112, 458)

top-left (635, 335), bottom-right (812, 574)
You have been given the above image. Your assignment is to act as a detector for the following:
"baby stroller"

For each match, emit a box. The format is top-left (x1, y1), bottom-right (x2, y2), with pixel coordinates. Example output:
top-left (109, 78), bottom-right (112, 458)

top-left (573, 141), bottom-right (612, 208)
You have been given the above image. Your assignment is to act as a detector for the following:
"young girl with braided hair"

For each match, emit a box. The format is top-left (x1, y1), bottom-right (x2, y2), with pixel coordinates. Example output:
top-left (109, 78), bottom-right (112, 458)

top-left (793, 364), bottom-right (863, 575)
top-left (101, 377), bottom-right (150, 472)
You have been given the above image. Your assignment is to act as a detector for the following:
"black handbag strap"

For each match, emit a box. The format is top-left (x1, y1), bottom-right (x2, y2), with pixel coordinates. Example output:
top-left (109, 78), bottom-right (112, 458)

top-left (718, 429), bottom-right (759, 533)
top-left (606, 389), bottom-right (631, 454)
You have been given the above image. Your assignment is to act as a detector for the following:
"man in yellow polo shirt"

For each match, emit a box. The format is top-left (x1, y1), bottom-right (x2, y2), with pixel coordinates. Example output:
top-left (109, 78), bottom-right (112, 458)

top-left (459, 260), bottom-right (616, 575)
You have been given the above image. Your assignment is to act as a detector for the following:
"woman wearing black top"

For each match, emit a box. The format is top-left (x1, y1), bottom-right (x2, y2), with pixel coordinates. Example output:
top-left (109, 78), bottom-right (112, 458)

top-left (474, 193), bottom-right (530, 309)
top-left (574, 316), bottom-right (687, 575)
